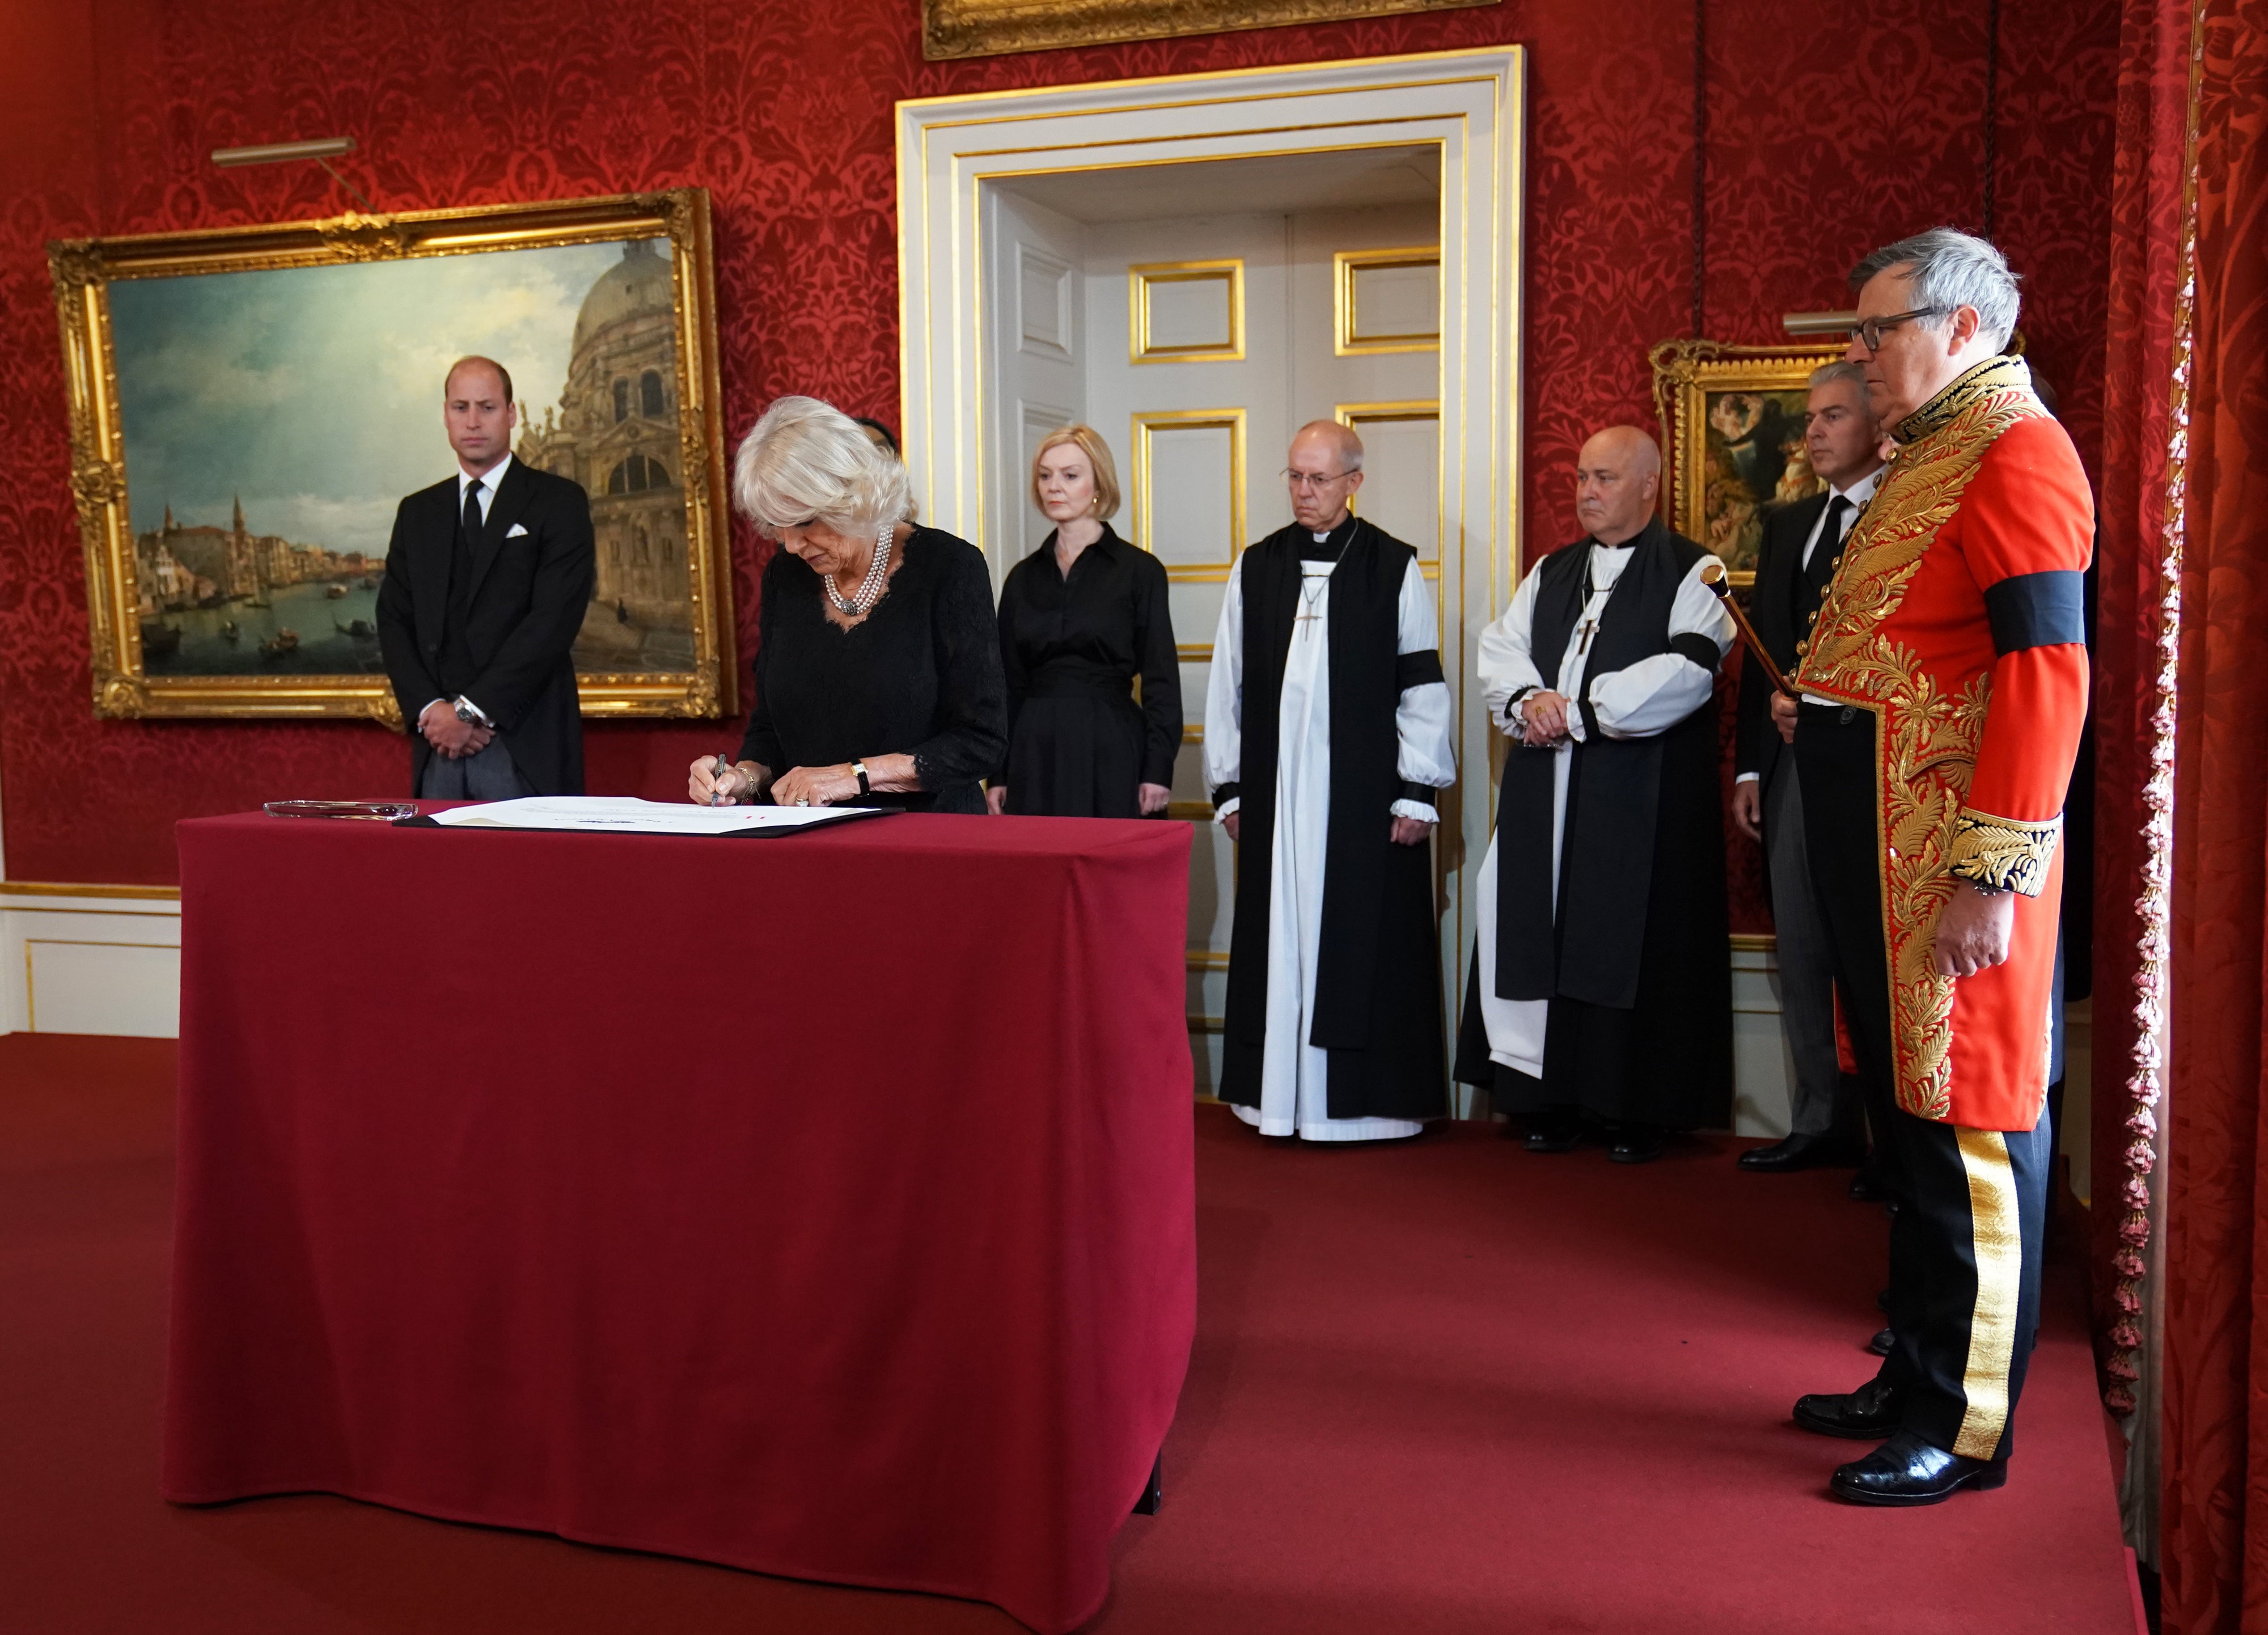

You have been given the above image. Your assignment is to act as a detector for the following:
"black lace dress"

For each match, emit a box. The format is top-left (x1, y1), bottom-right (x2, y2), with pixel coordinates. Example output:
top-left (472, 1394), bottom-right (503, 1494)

top-left (736, 527), bottom-right (1008, 814)
top-left (995, 526), bottom-right (1181, 817)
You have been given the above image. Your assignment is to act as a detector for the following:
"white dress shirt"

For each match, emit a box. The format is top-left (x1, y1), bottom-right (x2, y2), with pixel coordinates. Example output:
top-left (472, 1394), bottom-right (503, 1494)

top-left (1740, 464), bottom-right (1885, 772)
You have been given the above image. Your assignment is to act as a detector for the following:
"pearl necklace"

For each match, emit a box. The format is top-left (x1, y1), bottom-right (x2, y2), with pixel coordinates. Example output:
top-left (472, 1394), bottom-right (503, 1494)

top-left (828, 523), bottom-right (894, 615)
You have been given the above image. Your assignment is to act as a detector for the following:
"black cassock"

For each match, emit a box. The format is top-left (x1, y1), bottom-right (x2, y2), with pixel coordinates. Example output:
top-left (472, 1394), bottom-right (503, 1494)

top-left (1454, 520), bottom-right (1733, 1128)
top-left (1217, 517), bottom-right (1449, 1123)
top-left (995, 525), bottom-right (1182, 817)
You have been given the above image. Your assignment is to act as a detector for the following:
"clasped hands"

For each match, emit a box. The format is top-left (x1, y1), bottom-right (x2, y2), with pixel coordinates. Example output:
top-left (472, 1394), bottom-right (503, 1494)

top-left (688, 757), bottom-right (862, 807)
top-left (1517, 690), bottom-right (1572, 748)
top-left (416, 700), bottom-right (492, 760)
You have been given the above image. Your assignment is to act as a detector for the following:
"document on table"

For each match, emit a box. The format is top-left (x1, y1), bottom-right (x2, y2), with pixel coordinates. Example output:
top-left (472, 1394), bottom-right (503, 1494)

top-left (429, 796), bottom-right (892, 836)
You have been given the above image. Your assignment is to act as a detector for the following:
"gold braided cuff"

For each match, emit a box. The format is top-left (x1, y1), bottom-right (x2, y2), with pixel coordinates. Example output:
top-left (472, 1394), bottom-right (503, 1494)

top-left (1948, 808), bottom-right (2063, 898)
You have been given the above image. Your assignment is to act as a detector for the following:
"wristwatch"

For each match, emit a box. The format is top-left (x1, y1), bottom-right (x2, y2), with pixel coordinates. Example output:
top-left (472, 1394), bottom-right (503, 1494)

top-left (852, 759), bottom-right (871, 796)
top-left (451, 696), bottom-right (490, 728)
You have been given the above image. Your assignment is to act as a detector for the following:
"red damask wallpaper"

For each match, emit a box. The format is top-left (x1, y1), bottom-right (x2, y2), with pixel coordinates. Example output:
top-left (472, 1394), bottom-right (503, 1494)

top-left (0, 0), bottom-right (2118, 897)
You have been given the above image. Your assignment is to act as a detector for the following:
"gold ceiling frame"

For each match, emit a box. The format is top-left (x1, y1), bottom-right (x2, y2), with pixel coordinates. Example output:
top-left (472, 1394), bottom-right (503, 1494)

top-left (1334, 398), bottom-right (1444, 586)
top-left (898, 51), bottom-right (1526, 1113)
top-left (1334, 247), bottom-right (1443, 354)
top-left (1128, 258), bottom-right (1246, 363)
top-left (1129, 408), bottom-right (1249, 582)
top-left (48, 188), bottom-right (735, 724)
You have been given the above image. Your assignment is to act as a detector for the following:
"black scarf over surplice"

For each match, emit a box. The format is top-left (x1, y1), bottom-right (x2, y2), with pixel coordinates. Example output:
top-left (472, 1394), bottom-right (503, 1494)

top-left (1455, 516), bottom-right (1732, 1127)
top-left (1215, 516), bottom-right (1448, 1123)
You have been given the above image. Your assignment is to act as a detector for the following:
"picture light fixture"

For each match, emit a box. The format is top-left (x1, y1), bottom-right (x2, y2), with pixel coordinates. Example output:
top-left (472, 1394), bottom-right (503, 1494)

top-left (209, 137), bottom-right (374, 211)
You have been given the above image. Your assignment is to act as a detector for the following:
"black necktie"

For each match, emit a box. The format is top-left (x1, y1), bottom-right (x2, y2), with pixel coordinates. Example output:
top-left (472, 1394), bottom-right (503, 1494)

top-left (451, 479), bottom-right (483, 604)
top-left (1802, 495), bottom-right (1847, 628)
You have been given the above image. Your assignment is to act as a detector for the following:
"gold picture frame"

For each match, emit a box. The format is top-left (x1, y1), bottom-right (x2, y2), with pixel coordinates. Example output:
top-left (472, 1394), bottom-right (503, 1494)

top-left (49, 188), bottom-right (735, 724)
top-left (922, 0), bottom-right (1493, 61)
top-left (1650, 338), bottom-right (1845, 587)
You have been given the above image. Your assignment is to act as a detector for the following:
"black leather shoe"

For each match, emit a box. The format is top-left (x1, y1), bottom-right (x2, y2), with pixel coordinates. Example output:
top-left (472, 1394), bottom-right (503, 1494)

top-left (1829, 1430), bottom-right (2007, 1506)
top-left (1524, 1115), bottom-right (1581, 1154)
top-left (1738, 1131), bottom-right (1863, 1172)
top-left (1867, 1327), bottom-right (1893, 1357)
top-left (1792, 1375), bottom-right (1901, 1439)
top-left (1608, 1126), bottom-right (1667, 1164)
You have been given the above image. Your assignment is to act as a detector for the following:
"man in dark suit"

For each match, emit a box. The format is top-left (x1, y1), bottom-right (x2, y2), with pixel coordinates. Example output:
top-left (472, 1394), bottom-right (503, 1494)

top-left (378, 356), bottom-right (595, 798)
top-left (1732, 361), bottom-right (1884, 1173)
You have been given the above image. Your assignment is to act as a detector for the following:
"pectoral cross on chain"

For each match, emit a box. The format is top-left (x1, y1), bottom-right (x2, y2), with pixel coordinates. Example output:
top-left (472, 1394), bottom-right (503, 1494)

top-left (1575, 611), bottom-right (1601, 654)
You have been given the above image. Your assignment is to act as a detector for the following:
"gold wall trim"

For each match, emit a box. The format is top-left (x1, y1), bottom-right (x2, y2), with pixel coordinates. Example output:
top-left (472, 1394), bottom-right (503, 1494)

top-left (1130, 408), bottom-right (1247, 582)
top-left (1187, 1014), bottom-right (1226, 1034)
top-left (1167, 800), bottom-right (1216, 821)
top-left (923, 0), bottom-right (1492, 63)
top-left (1334, 246), bottom-right (1442, 354)
top-left (48, 187), bottom-right (736, 724)
top-left (1728, 932), bottom-right (1778, 952)
top-left (1177, 643), bottom-right (1215, 662)
top-left (1186, 949), bottom-right (1231, 970)
top-left (1129, 259), bottom-right (1245, 363)
top-left (1, 881), bottom-right (182, 901)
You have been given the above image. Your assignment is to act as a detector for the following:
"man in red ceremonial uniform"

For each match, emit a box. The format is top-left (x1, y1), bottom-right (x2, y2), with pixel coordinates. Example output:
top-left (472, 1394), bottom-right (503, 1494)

top-left (1774, 229), bottom-right (2092, 1504)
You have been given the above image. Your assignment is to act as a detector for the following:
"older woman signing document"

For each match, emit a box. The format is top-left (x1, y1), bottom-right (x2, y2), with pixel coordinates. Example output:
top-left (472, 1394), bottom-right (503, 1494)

top-left (688, 396), bottom-right (1006, 813)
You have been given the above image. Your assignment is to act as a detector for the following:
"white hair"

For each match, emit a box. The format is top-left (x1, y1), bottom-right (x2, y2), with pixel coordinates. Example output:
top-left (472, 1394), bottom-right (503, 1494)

top-left (1850, 228), bottom-right (2022, 352)
top-left (733, 395), bottom-right (913, 536)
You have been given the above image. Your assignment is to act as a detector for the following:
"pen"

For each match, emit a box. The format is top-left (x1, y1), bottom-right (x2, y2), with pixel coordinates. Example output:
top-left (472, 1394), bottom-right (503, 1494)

top-left (711, 754), bottom-right (734, 806)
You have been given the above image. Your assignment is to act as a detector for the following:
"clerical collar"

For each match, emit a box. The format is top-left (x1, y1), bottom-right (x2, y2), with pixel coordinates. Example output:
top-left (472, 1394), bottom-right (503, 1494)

top-left (1587, 514), bottom-right (1661, 554)
top-left (1301, 515), bottom-right (1359, 560)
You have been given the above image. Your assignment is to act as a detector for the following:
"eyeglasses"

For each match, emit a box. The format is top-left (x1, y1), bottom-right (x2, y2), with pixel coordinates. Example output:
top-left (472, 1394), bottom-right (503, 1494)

top-left (1283, 468), bottom-right (1354, 491)
top-left (1854, 307), bottom-right (1948, 353)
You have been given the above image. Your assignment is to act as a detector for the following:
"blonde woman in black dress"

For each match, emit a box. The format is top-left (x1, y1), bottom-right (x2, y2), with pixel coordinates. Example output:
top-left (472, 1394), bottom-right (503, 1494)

top-left (987, 426), bottom-right (1180, 818)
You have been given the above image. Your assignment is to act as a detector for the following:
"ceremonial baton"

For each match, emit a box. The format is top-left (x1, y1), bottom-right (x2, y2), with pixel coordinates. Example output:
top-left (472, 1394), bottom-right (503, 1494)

top-left (1697, 558), bottom-right (1800, 700)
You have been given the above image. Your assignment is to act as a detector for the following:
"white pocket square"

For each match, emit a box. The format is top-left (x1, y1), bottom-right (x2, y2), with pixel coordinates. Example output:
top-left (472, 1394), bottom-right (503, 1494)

top-left (506, 522), bottom-right (529, 538)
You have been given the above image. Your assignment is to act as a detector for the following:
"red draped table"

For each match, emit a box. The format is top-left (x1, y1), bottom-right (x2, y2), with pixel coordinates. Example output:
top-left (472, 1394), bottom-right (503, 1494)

top-left (166, 808), bottom-right (1196, 1634)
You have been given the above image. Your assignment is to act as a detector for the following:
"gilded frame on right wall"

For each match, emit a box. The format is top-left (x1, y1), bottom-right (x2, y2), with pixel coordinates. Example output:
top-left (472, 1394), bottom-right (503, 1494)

top-left (1650, 339), bottom-right (1845, 586)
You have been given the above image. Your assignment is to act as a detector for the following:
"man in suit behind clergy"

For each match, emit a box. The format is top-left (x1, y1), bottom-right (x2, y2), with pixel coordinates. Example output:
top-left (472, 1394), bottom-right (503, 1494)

top-left (1732, 362), bottom-right (1886, 1177)
top-left (1203, 420), bottom-right (1457, 1142)
top-left (377, 356), bottom-right (595, 799)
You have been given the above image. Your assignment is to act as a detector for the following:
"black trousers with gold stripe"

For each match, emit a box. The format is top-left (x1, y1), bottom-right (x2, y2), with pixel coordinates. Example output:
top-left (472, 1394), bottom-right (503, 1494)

top-left (1797, 702), bottom-right (2050, 1463)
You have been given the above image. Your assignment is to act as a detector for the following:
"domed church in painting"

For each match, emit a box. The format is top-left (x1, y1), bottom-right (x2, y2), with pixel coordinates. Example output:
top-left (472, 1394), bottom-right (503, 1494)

top-left (516, 236), bottom-right (693, 673)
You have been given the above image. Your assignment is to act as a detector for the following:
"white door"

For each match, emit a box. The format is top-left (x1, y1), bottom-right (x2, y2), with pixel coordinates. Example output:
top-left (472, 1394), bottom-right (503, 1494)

top-left (981, 189), bottom-right (1088, 580)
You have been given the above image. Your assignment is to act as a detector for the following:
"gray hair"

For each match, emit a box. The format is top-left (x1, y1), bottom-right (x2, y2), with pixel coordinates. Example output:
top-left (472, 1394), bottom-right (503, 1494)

top-left (1848, 228), bottom-right (2021, 351)
top-left (733, 395), bottom-right (914, 536)
top-left (1806, 360), bottom-right (1868, 394)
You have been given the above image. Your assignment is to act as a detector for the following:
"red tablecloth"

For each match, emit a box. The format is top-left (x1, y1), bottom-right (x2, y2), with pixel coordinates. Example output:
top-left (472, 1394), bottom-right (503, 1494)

top-left (166, 809), bottom-right (1196, 1634)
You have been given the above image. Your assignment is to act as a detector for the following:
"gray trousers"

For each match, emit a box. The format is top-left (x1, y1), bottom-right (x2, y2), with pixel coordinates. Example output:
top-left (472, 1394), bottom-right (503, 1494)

top-left (419, 737), bottom-right (534, 800)
top-left (1765, 755), bottom-right (1859, 1137)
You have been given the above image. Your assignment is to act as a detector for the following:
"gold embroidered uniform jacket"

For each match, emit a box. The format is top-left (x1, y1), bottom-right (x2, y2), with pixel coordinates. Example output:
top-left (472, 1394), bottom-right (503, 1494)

top-left (1794, 356), bottom-right (2092, 1131)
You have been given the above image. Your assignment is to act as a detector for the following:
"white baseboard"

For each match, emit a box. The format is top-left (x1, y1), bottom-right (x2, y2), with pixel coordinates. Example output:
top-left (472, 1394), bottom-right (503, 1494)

top-left (0, 885), bottom-right (182, 1038)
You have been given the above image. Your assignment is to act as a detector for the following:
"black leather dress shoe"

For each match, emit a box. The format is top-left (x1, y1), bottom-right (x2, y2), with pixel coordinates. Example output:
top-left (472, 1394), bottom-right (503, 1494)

top-left (1792, 1374), bottom-right (1901, 1439)
top-left (1867, 1327), bottom-right (1894, 1357)
top-left (1607, 1126), bottom-right (1667, 1164)
top-left (1738, 1131), bottom-right (1863, 1173)
top-left (1830, 1430), bottom-right (2006, 1506)
top-left (1524, 1116), bottom-right (1581, 1154)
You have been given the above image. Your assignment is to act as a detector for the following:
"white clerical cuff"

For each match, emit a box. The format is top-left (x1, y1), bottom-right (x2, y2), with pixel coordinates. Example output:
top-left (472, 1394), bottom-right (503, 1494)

top-left (1389, 799), bottom-right (1438, 824)
top-left (1735, 771), bottom-right (1759, 785)
top-left (1213, 796), bottom-right (1241, 821)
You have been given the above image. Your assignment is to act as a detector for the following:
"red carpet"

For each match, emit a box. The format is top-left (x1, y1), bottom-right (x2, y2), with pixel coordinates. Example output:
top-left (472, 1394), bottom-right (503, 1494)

top-left (1, 1034), bottom-right (2138, 1634)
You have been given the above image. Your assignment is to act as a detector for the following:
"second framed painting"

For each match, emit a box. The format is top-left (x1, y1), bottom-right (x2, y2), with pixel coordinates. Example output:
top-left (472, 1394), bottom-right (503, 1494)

top-left (1650, 339), bottom-right (1847, 585)
top-left (50, 187), bottom-right (734, 723)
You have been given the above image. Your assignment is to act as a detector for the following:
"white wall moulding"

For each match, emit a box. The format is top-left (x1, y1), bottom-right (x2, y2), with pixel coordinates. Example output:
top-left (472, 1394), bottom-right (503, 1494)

top-left (1128, 259), bottom-right (1245, 362)
top-left (0, 885), bottom-right (183, 1037)
top-left (1334, 246), bottom-right (1442, 354)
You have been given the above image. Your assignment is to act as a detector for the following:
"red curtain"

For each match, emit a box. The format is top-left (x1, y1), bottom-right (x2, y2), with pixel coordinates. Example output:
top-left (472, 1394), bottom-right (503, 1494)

top-left (2127, 0), bottom-right (2268, 1628)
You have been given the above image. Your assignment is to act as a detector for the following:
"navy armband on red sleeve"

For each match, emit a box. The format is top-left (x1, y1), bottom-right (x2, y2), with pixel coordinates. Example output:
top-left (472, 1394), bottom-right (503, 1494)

top-left (1983, 571), bottom-right (2086, 655)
